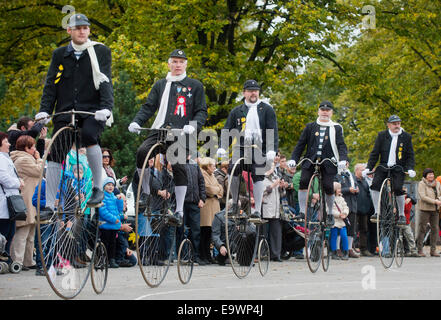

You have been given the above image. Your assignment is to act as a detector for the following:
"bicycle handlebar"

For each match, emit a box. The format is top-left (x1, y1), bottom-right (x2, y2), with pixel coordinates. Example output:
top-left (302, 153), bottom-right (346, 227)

top-left (34, 110), bottom-right (96, 122)
top-left (366, 164), bottom-right (406, 175)
top-left (296, 157), bottom-right (338, 168)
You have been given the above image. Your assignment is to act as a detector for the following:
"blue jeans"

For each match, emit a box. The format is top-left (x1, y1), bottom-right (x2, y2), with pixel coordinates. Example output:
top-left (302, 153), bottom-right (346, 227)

top-left (115, 231), bottom-right (137, 266)
top-left (330, 227), bottom-right (348, 251)
top-left (34, 223), bottom-right (54, 270)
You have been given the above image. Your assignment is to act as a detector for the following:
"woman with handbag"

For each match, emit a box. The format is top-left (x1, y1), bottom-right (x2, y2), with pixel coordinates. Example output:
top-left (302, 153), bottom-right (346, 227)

top-left (9, 135), bottom-right (44, 270)
top-left (416, 168), bottom-right (441, 257)
top-left (0, 132), bottom-right (24, 260)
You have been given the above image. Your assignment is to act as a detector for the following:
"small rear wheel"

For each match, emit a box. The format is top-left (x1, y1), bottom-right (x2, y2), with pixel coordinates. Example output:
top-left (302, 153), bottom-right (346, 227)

top-left (177, 238), bottom-right (194, 285)
top-left (395, 236), bottom-right (404, 268)
top-left (257, 238), bottom-right (270, 277)
top-left (322, 236), bottom-right (330, 272)
top-left (91, 241), bottom-right (108, 294)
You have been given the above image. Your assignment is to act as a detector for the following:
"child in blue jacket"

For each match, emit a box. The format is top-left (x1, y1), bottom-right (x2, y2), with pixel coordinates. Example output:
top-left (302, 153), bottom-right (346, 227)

top-left (99, 177), bottom-right (125, 268)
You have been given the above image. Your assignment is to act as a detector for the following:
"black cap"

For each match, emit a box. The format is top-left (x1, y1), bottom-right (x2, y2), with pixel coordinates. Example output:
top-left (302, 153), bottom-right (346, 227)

top-left (68, 13), bottom-right (90, 28)
top-left (169, 49), bottom-right (187, 60)
top-left (387, 115), bottom-right (401, 123)
top-left (319, 100), bottom-right (334, 110)
top-left (243, 79), bottom-right (261, 91)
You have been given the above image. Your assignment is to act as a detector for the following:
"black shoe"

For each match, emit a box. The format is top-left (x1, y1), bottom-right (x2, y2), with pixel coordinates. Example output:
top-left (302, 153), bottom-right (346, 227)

top-left (370, 214), bottom-right (378, 223)
top-left (87, 187), bottom-right (104, 207)
top-left (108, 259), bottom-right (119, 268)
top-left (271, 257), bottom-right (283, 262)
top-left (194, 257), bottom-right (207, 266)
top-left (330, 251), bottom-right (341, 260)
top-left (35, 268), bottom-right (45, 276)
top-left (294, 253), bottom-right (304, 260)
top-left (227, 203), bottom-right (240, 217)
top-left (397, 215), bottom-right (407, 226)
top-left (167, 212), bottom-right (183, 227)
top-left (118, 259), bottom-right (134, 267)
top-left (249, 211), bottom-right (261, 219)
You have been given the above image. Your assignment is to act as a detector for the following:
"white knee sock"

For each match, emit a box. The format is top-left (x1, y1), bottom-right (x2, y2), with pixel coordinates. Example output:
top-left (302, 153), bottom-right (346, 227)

top-left (175, 186), bottom-right (187, 217)
top-left (137, 167), bottom-right (151, 195)
top-left (86, 145), bottom-right (103, 189)
top-left (348, 236), bottom-right (353, 250)
top-left (325, 194), bottom-right (335, 217)
top-left (298, 190), bottom-right (308, 214)
top-left (371, 190), bottom-right (380, 214)
top-left (253, 180), bottom-right (264, 214)
top-left (396, 195), bottom-right (405, 217)
top-left (230, 176), bottom-right (240, 204)
top-left (46, 161), bottom-right (62, 209)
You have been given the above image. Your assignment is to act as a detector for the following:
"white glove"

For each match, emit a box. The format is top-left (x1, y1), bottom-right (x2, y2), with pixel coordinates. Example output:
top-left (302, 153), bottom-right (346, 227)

top-left (128, 122), bottom-right (141, 134)
top-left (182, 125), bottom-right (195, 135)
top-left (266, 150), bottom-right (276, 162)
top-left (287, 160), bottom-right (296, 168)
top-left (408, 170), bottom-right (416, 178)
top-left (362, 168), bottom-right (370, 178)
top-left (216, 148), bottom-right (228, 158)
top-left (35, 112), bottom-right (51, 125)
top-left (338, 160), bottom-right (347, 170)
top-left (95, 109), bottom-right (111, 122)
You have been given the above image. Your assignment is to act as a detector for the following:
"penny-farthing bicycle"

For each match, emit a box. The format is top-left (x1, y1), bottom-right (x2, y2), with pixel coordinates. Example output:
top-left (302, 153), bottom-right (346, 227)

top-left (368, 164), bottom-right (406, 269)
top-left (35, 110), bottom-right (102, 299)
top-left (297, 157), bottom-right (336, 273)
top-left (224, 145), bottom-right (268, 279)
top-left (134, 127), bottom-right (193, 287)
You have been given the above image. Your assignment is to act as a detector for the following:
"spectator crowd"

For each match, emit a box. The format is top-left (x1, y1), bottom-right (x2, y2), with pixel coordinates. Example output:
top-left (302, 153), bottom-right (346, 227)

top-left (1, 116), bottom-right (441, 276)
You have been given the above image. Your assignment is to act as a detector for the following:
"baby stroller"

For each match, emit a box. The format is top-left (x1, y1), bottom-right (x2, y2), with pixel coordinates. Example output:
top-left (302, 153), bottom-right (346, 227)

top-left (280, 210), bottom-right (306, 260)
top-left (0, 233), bottom-right (22, 274)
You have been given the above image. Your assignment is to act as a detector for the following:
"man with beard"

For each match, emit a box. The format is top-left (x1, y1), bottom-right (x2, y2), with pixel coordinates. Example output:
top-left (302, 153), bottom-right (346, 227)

top-left (217, 80), bottom-right (278, 220)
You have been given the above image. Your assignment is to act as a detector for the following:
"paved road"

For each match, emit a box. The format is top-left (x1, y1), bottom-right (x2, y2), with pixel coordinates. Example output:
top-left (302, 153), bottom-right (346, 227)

top-left (2, 249), bottom-right (441, 300)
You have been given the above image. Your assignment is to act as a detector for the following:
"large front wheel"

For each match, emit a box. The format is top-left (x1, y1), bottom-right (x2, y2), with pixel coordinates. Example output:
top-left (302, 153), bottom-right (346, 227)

top-left (135, 143), bottom-right (176, 288)
top-left (36, 126), bottom-right (97, 299)
top-left (224, 158), bottom-right (259, 279)
top-left (377, 178), bottom-right (397, 269)
top-left (304, 174), bottom-right (324, 273)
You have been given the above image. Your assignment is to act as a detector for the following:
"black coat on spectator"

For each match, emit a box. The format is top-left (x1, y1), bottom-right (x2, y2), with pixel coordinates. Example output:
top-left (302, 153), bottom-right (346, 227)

top-left (336, 171), bottom-right (358, 213)
top-left (184, 162), bottom-right (206, 204)
top-left (355, 176), bottom-right (374, 216)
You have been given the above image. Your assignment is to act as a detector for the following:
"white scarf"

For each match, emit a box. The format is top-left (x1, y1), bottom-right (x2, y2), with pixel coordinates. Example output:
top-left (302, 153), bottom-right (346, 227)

top-left (316, 117), bottom-right (340, 162)
top-left (151, 72), bottom-right (187, 129)
top-left (387, 128), bottom-right (403, 167)
top-left (70, 39), bottom-right (109, 90)
top-left (244, 99), bottom-right (262, 142)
